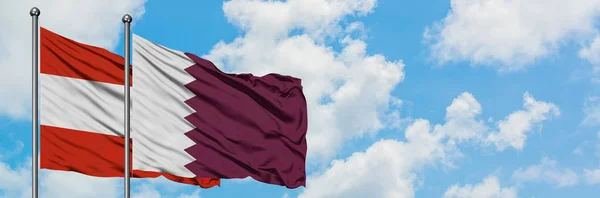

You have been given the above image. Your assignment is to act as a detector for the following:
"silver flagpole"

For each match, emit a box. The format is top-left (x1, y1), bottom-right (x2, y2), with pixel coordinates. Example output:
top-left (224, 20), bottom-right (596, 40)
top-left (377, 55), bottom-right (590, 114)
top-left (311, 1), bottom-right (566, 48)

top-left (30, 7), bottom-right (40, 198)
top-left (122, 14), bottom-right (132, 198)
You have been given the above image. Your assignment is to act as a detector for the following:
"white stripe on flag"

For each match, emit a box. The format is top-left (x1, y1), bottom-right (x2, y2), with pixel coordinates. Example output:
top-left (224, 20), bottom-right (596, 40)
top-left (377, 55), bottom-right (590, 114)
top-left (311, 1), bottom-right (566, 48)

top-left (40, 73), bottom-right (124, 136)
top-left (131, 34), bottom-right (198, 177)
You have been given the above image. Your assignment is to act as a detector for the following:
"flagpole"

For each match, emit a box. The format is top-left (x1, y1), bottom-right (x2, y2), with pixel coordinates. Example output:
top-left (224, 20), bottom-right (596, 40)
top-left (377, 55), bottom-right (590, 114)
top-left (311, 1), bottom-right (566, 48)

top-left (122, 14), bottom-right (132, 198)
top-left (30, 7), bottom-right (40, 198)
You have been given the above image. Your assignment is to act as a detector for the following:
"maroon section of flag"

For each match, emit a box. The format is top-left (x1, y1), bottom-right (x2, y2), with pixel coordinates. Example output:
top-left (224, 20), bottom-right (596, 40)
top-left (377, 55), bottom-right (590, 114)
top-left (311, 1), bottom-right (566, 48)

top-left (182, 53), bottom-right (308, 188)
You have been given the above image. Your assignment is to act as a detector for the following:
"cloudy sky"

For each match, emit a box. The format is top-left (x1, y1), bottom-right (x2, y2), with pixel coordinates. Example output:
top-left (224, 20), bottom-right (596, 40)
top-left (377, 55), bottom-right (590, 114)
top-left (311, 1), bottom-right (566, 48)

top-left (1, 0), bottom-right (600, 197)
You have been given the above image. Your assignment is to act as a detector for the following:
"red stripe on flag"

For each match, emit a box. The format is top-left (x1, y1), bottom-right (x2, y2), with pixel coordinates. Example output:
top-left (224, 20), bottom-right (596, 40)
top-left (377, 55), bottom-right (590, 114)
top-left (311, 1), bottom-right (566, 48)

top-left (40, 125), bottom-right (220, 188)
top-left (40, 27), bottom-right (132, 86)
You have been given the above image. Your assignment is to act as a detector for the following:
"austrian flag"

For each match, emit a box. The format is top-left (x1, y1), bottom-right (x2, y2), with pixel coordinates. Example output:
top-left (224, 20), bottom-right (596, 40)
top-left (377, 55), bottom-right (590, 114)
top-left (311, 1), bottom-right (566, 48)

top-left (39, 27), bottom-right (308, 189)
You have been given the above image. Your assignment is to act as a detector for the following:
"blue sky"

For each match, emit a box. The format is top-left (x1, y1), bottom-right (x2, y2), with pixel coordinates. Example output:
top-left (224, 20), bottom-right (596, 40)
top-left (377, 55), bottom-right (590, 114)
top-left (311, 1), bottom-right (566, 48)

top-left (1, 0), bottom-right (600, 197)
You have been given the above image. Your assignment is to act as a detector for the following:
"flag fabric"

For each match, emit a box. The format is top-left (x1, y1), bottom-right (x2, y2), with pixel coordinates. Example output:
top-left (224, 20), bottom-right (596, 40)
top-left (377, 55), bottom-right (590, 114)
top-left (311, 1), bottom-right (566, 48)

top-left (39, 27), bottom-right (220, 188)
top-left (133, 35), bottom-right (308, 188)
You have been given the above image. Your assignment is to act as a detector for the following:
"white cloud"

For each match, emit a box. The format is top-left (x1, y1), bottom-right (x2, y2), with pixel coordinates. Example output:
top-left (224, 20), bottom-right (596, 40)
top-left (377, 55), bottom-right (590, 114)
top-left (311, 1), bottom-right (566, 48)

top-left (297, 92), bottom-right (556, 198)
top-left (0, 0), bottom-right (147, 118)
top-left (485, 92), bottom-right (560, 151)
top-left (220, 0), bottom-right (376, 41)
top-left (132, 184), bottom-right (161, 198)
top-left (580, 133), bottom-right (600, 185)
top-left (580, 35), bottom-right (600, 83)
top-left (582, 96), bottom-right (600, 125)
top-left (443, 175), bottom-right (518, 198)
top-left (207, 0), bottom-right (404, 161)
top-left (438, 92), bottom-right (487, 142)
top-left (132, 179), bottom-right (202, 198)
top-left (41, 171), bottom-right (121, 198)
top-left (0, 158), bottom-right (30, 198)
top-left (512, 157), bottom-right (579, 188)
top-left (583, 169), bottom-right (600, 184)
top-left (425, 0), bottom-right (600, 71)
top-left (297, 121), bottom-right (446, 198)
top-left (581, 35), bottom-right (600, 65)
top-left (176, 190), bottom-right (201, 198)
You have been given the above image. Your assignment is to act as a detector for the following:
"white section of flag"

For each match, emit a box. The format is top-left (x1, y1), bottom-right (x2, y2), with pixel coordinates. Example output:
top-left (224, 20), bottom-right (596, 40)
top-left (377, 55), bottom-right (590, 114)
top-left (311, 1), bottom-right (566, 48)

top-left (131, 34), bottom-right (198, 177)
top-left (40, 73), bottom-right (124, 136)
